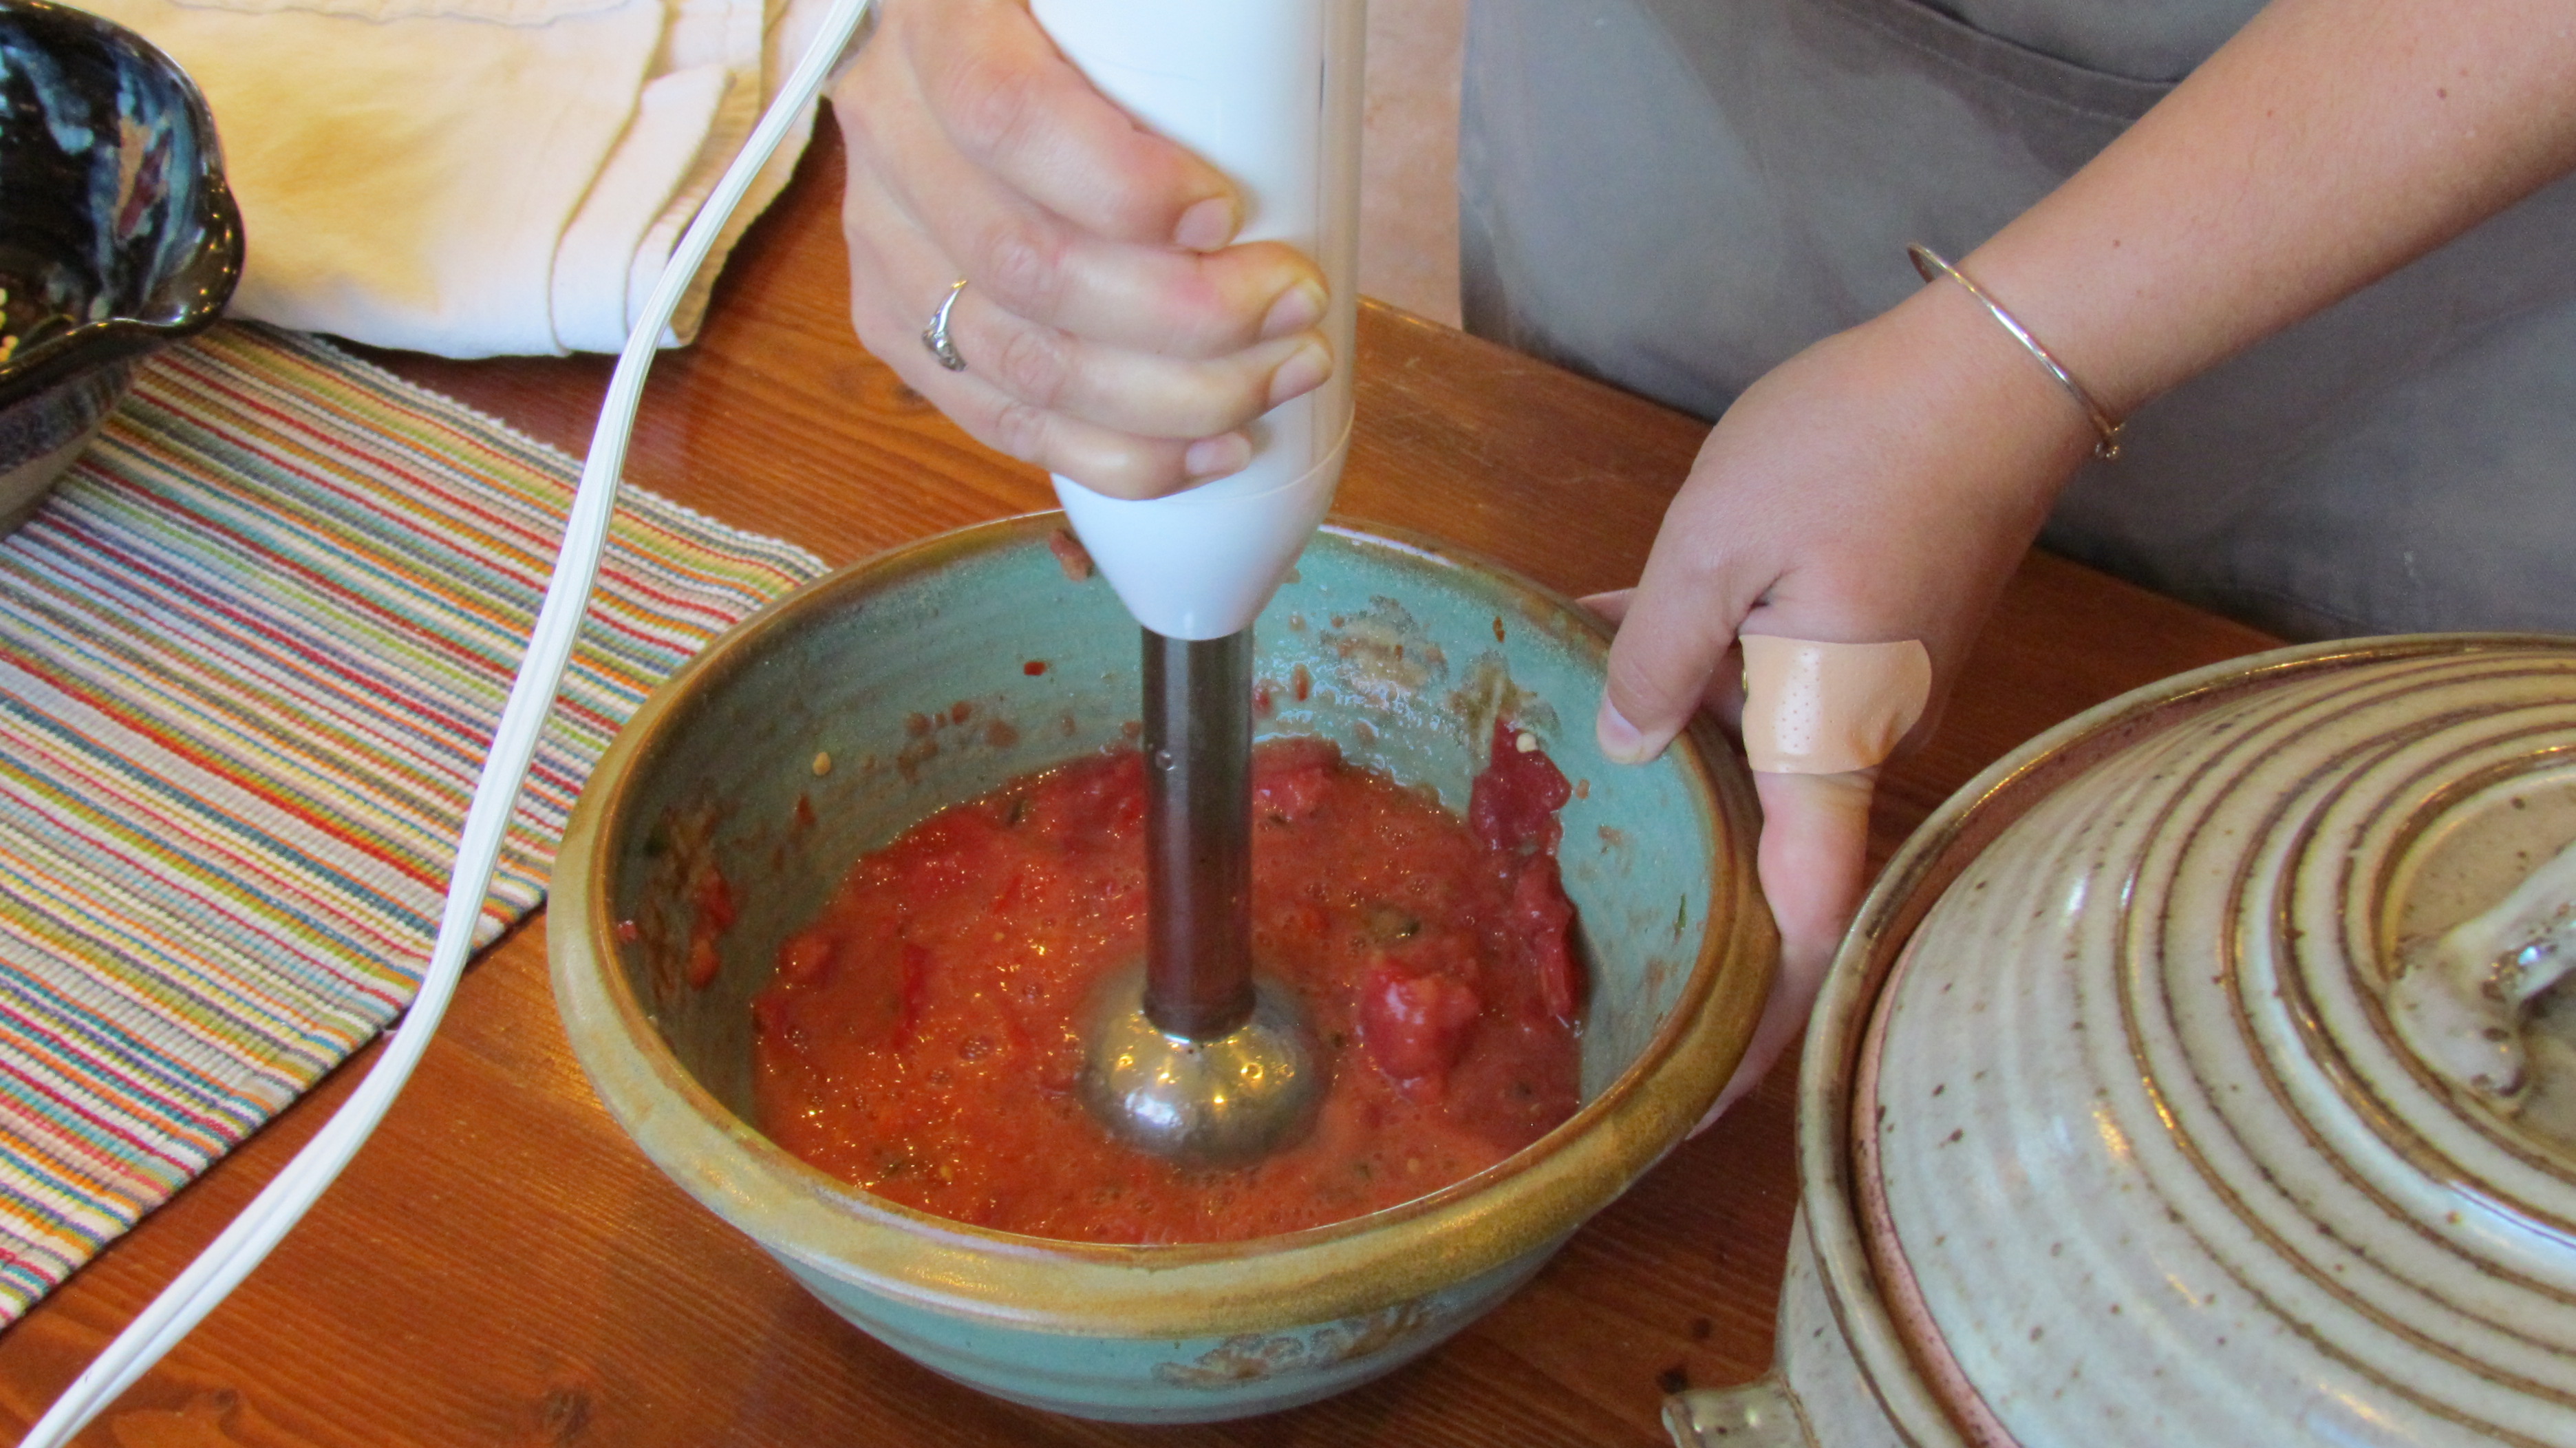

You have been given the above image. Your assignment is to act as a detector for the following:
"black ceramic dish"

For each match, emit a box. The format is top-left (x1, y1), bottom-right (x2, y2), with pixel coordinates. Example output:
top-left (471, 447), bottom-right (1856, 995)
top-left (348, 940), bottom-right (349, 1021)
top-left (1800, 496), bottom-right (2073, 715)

top-left (0, 0), bottom-right (239, 516)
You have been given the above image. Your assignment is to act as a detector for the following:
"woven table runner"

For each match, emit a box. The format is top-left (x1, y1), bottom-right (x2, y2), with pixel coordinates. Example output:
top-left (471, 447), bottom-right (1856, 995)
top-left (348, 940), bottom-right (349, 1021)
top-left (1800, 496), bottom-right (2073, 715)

top-left (0, 323), bottom-right (825, 1321)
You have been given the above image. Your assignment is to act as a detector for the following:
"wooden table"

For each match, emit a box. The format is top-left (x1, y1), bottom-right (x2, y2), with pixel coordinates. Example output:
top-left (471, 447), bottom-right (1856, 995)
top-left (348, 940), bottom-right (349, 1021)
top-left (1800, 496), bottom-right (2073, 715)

top-left (0, 129), bottom-right (2275, 1446)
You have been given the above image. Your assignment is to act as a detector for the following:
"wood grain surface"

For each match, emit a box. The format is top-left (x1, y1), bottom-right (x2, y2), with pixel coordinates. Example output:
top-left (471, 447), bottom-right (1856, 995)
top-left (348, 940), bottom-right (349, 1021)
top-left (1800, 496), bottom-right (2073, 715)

top-left (0, 126), bottom-right (2276, 1447)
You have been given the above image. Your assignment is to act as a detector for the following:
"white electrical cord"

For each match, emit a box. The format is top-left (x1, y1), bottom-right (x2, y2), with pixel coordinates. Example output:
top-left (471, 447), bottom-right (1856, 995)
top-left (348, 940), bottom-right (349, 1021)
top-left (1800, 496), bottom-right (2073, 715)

top-left (18, 1), bottom-right (872, 1438)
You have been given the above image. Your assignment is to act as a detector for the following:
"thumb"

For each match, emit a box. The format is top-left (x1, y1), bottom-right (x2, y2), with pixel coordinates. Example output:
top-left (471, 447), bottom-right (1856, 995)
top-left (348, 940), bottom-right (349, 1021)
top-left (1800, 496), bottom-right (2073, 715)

top-left (1595, 557), bottom-right (1761, 767)
top-left (1576, 588), bottom-right (1631, 625)
top-left (901, 0), bottom-right (1242, 248)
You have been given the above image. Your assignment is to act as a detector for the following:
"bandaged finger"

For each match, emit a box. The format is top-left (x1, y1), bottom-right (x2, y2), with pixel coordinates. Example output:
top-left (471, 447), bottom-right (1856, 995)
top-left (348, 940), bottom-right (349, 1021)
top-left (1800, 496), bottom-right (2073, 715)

top-left (1739, 636), bottom-right (1932, 775)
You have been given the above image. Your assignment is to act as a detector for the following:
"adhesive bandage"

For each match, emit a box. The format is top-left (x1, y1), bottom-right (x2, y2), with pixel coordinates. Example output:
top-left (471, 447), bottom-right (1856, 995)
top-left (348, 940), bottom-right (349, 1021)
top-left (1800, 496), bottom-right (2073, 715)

top-left (1739, 636), bottom-right (1933, 775)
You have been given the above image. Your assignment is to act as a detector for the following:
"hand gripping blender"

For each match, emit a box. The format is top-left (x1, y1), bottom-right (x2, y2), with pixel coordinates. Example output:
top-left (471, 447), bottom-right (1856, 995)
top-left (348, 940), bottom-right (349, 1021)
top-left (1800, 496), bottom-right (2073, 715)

top-left (1034, 0), bottom-right (1364, 1167)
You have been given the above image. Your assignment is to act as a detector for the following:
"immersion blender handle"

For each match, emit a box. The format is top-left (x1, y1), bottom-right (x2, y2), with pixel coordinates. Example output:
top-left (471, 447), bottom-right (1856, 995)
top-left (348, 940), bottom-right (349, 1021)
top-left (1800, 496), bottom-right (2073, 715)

top-left (1033, 0), bottom-right (1366, 641)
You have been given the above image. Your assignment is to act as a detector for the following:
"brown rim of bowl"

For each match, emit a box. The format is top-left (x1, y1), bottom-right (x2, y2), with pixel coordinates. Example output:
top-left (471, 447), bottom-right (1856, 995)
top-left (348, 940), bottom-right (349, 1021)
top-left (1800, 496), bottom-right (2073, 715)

top-left (1800, 632), bottom-right (2576, 1448)
top-left (550, 511), bottom-right (1777, 1339)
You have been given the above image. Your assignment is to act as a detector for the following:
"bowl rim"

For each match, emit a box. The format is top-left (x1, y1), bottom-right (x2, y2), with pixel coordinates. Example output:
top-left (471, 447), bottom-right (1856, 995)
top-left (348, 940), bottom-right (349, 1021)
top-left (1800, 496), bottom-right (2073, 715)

top-left (1794, 632), bottom-right (2576, 1446)
top-left (550, 511), bottom-right (1777, 1338)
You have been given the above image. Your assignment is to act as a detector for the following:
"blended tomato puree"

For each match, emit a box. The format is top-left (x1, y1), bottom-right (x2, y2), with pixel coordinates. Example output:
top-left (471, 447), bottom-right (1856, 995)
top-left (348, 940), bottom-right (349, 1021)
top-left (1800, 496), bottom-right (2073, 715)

top-left (750, 724), bottom-right (1582, 1243)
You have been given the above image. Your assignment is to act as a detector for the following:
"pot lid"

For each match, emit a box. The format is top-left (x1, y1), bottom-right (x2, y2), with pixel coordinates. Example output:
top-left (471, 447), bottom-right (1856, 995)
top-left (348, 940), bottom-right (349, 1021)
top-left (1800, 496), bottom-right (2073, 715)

top-left (1852, 638), bottom-right (2576, 1447)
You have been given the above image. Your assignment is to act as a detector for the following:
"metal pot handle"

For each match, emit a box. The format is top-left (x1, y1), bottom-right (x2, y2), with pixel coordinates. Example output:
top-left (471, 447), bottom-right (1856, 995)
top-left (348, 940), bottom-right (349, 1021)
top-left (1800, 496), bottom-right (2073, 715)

top-left (1664, 1374), bottom-right (1816, 1447)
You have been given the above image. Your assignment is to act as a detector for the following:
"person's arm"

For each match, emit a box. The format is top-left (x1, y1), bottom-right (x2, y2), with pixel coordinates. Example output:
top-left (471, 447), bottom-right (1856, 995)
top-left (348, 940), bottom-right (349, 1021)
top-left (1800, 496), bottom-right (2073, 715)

top-left (1992, 0), bottom-right (2576, 417)
top-left (828, 0), bottom-right (1335, 499)
top-left (1601, 0), bottom-right (2576, 1117)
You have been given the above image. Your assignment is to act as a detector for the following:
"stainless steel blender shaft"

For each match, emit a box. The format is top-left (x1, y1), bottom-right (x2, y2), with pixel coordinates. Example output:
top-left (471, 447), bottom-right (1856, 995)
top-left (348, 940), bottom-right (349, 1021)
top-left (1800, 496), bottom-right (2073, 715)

top-left (1073, 627), bottom-right (1320, 1167)
top-left (1141, 627), bottom-right (1256, 1039)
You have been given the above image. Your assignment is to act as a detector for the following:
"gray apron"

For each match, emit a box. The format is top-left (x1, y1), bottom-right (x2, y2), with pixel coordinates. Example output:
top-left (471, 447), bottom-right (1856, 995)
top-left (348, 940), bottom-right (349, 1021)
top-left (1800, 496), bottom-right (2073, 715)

top-left (1459, 0), bottom-right (2576, 640)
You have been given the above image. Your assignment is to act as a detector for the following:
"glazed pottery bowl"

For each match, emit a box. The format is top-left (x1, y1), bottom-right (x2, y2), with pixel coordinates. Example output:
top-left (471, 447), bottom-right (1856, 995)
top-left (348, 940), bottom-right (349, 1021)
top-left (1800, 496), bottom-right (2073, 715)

top-left (0, 0), bottom-right (242, 526)
top-left (1673, 636), bottom-right (2576, 1447)
top-left (550, 514), bottom-right (1774, 1423)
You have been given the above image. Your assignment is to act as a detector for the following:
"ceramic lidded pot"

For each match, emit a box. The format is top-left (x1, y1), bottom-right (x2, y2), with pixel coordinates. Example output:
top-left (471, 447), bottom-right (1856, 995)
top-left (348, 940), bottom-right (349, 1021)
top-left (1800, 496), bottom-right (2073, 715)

top-left (1673, 637), bottom-right (2576, 1447)
top-left (0, 0), bottom-right (242, 524)
top-left (551, 515), bottom-right (1775, 1423)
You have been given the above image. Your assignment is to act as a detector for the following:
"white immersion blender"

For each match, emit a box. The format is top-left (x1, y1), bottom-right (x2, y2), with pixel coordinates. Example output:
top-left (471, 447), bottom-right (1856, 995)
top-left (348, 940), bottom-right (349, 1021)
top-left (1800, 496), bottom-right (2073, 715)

top-left (1035, 0), bottom-right (1365, 1167)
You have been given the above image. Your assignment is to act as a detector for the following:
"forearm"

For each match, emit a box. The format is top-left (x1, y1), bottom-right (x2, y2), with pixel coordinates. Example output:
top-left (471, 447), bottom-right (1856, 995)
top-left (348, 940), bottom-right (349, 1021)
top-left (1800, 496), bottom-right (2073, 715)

top-left (1964, 0), bottom-right (2576, 418)
top-left (1600, 1), bottom-right (2576, 1119)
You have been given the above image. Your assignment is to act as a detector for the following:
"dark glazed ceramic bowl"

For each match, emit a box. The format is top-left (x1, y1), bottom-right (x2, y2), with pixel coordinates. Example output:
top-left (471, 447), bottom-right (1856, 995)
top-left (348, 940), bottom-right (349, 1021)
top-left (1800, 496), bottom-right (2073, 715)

top-left (0, 0), bottom-right (241, 524)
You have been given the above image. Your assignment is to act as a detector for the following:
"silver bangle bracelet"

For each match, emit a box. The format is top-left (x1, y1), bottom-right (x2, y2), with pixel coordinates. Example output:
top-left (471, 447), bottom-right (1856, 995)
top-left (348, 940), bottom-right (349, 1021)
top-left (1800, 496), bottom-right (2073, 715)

top-left (1908, 243), bottom-right (2125, 462)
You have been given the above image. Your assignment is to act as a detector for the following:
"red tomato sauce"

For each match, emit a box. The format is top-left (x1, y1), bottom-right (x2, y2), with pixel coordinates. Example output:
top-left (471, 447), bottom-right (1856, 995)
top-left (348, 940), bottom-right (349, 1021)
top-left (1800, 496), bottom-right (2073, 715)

top-left (749, 725), bottom-right (1582, 1244)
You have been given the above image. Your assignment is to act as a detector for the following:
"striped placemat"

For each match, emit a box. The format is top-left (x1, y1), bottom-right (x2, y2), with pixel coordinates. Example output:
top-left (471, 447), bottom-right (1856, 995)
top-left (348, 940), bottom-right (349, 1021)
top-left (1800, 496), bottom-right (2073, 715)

top-left (0, 323), bottom-right (825, 1321)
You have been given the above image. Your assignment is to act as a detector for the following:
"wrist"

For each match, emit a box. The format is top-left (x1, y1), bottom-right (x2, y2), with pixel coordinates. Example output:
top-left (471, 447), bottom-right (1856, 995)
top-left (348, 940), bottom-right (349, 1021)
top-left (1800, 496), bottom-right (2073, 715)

top-left (1861, 273), bottom-right (2102, 520)
top-left (1908, 246), bottom-right (2123, 462)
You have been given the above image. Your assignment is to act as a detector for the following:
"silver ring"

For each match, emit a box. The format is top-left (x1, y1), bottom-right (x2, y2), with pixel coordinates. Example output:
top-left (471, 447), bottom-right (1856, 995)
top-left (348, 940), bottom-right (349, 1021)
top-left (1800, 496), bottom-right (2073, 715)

top-left (922, 279), bottom-right (968, 372)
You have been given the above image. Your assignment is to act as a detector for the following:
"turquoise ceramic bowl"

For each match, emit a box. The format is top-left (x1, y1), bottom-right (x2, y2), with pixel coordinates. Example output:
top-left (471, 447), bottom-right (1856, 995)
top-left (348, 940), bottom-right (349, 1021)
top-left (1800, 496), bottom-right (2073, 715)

top-left (550, 514), bottom-right (1773, 1422)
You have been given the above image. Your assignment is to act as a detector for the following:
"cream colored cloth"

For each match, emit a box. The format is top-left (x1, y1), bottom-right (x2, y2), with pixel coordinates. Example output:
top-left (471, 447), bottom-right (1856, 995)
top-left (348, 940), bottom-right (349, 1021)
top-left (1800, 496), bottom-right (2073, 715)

top-left (85, 0), bottom-right (837, 356)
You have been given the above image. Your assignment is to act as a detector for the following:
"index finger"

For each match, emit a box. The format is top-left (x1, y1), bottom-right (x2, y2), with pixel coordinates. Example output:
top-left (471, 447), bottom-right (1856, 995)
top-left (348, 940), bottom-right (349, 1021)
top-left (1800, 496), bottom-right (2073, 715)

top-left (1695, 767), bottom-right (1878, 1129)
top-left (906, 0), bottom-right (1243, 251)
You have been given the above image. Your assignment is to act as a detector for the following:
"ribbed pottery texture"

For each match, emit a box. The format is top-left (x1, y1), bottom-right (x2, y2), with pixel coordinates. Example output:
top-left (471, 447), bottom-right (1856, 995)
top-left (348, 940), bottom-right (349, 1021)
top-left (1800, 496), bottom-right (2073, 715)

top-left (1863, 640), bottom-right (2576, 1447)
